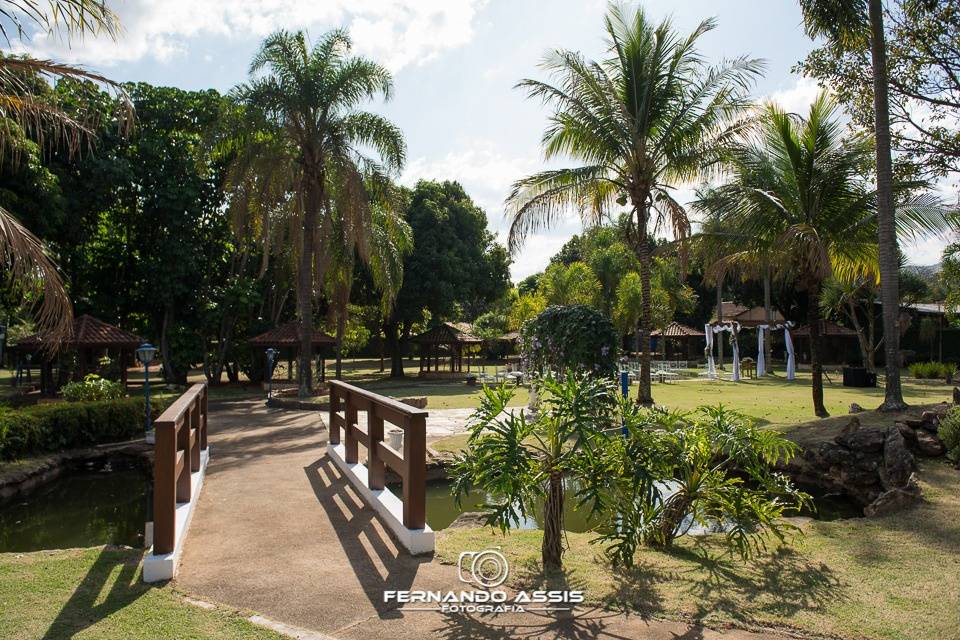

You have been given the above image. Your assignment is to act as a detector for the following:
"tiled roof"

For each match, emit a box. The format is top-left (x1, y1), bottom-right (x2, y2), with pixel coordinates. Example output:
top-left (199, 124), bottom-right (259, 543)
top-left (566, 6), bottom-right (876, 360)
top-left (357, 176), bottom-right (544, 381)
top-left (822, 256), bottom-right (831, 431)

top-left (651, 322), bottom-right (705, 338)
top-left (249, 321), bottom-right (336, 347)
top-left (15, 315), bottom-right (141, 350)
top-left (710, 302), bottom-right (785, 327)
top-left (792, 321), bottom-right (858, 337)
top-left (412, 321), bottom-right (482, 344)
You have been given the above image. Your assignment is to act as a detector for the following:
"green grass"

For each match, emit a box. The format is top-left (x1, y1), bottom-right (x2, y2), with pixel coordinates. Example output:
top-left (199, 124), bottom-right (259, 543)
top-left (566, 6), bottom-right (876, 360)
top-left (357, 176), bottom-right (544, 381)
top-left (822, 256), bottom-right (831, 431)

top-left (437, 461), bottom-right (960, 640)
top-left (0, 546), bottom-right (284, 640)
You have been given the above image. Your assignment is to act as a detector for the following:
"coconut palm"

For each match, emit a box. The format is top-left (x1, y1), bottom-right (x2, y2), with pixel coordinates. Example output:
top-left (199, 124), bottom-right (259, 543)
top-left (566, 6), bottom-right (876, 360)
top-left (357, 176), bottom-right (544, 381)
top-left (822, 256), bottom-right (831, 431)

top-left (506, 3), bottom-right (761, 405)
top-left (0, 1), bottom-right (130, 342)
top-left (701, 93), bottom-right (948, 417)
top-left (235, 29), bottom-right (405, 397)
top-left (799, 0), bottom-right (904, 409)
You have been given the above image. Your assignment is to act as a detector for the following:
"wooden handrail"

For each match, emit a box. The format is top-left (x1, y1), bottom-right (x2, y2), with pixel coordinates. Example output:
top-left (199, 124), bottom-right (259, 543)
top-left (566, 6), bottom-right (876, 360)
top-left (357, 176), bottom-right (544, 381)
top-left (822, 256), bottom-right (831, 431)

top-left (153, 383), bottom-right (208, 554)
top-left (328, 380), bottom-right (427, 529)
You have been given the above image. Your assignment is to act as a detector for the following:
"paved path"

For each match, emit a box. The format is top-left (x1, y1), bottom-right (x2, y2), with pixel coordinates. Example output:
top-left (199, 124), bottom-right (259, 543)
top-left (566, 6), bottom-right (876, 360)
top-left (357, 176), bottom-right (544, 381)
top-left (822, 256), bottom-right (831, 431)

top-left (177, 400), bottom-right (798, 640)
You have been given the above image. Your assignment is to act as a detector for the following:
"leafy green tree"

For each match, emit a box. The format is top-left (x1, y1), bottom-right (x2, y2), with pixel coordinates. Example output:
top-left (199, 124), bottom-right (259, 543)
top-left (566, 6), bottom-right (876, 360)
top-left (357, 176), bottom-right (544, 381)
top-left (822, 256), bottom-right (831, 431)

top-left (506, 4), bottom-right (760, 405)
top-left (521, 305), bottom-right (618, 377)
top-left (538, 262), bottom-right (599, 307)
top-left (509, 291), bottom-right (546, 330)
top-left (799, 0), bottom-right (906, 411)
top-left (236, 29), bottom-right (405, 396)
top-left (384, 180), bottom-right (510, 376)
top-left (452, 373), bottom-right (616, 571)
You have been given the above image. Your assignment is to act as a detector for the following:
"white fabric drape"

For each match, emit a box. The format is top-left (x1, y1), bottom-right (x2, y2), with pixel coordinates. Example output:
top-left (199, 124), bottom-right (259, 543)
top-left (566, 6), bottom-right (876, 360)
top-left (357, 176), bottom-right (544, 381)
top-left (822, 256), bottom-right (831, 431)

top-left (730, 324), bottom-right (740, 382)
top-left (705, 323), bottom-right (716, 378)
top-left (784, 324), bottom-right (796, 380)
top-left (756, 325), bottom-right (766, 377)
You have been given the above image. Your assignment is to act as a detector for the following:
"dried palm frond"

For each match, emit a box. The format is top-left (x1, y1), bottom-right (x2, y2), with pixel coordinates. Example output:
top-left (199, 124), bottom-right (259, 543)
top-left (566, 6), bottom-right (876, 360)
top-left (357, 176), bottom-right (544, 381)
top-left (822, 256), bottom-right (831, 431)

top-left (0, 0), bottom-right (120, 44)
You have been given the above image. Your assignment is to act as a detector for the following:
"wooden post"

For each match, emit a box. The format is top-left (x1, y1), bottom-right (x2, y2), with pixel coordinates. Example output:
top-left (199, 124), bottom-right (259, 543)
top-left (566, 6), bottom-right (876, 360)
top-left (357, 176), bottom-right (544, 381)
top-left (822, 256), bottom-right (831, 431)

top-left (367, 409), bottom-right (385, 490)
top-left (403, 414), bottom-right (426, 529)
top-left (200, 385), bottom-right (208, 450)
top-left (344, 397), bottom-right (359, 464)
top-left (176, 412), bottom-right (191, 502)
top-left (329, 387), bottom-right (341, 444)
top-left (190, 401), bottom-right (201, 472)
top-left (153, 421), bottom-right (177, 554)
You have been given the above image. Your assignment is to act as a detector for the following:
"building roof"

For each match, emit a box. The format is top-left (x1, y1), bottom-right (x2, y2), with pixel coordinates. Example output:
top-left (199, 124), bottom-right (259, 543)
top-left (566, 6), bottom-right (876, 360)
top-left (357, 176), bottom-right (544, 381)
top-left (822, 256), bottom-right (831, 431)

top-left (651, 322), bottom-right (705, 338)
top-left (411, 321), bottom-right (482, 345)
top-left (710, 302), bottom-right (785, 327)
top-left (248, 321), bottom-right (335, 347)
top-left (792, 320), bottom-right (858, 337)
top-left (875, 300), bottom-right (955, 316)
top-left (15, 314), bottom-right (141, 351)
top-left (498, 330), bottom-right (520, 342)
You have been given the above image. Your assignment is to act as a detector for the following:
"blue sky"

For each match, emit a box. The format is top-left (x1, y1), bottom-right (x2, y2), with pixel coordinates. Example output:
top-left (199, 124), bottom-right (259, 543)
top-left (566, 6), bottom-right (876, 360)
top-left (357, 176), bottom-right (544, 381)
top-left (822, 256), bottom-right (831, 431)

top-left (15, 0), bottom-right (949, 280)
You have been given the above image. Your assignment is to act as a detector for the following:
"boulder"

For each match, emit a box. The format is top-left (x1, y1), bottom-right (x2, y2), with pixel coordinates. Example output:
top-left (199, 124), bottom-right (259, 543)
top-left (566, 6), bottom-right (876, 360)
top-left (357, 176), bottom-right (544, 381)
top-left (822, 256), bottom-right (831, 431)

top-left (904, 418), bottom-right (926, 430)
top-left (448, 511), bottom-right (490, 529)
top-left (839, 416), bottom-right (861, 436)
top-left (895, 422), bottom-right (918, 446)
top-left (817, 442), bottom-right (853, 466)
top-left (835, 427), bottom-right (886, 453)
top-left (918, 411), bottom-right (940, 433)
top-left (915, 430), bottom-right (947, 457)
top-left (881, 429), bottom-right (914, 489)
top-left (849, 403), bottom-right (865, 414)
top-left (865, 473), bottom-right (922, 517)
top-left (400, 396), bottom-right (428, 409)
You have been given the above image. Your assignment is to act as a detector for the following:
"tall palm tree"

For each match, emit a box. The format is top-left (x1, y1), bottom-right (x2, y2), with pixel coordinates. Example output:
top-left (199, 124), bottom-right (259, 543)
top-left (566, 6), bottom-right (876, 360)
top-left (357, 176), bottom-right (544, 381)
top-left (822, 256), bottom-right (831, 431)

top-left (236, 30), bottom-right (405, 397)
top-left (702, 93), bottom-right (947, 417)
top-left (0, 0), bottom-right (130, 342)
top-left (799, 0), bottom-right (905, 409)
top-left (506, 3), bottom-right (761, 404)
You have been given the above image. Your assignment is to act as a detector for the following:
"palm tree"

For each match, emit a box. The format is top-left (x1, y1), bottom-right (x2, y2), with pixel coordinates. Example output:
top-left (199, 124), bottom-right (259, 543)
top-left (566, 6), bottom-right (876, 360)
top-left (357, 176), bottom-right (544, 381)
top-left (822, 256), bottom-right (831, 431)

top-left (506, 3), bottom-right (761, 405)
top-left (0, 1), bottom-right (130, 342)
top-left (236, 30), bottom-right (405, 397)
top-left (799, 0), bottom-right (905, 409)
top-left (702, 93), bottom-right (947, 417)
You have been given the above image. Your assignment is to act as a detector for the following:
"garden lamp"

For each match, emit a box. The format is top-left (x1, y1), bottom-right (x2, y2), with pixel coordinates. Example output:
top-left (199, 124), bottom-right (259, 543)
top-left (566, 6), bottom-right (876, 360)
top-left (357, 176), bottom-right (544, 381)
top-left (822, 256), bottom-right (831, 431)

top-left (265, 348), bottom-right (278, 403)
top-left (136, 343), bottom-right (157, 436)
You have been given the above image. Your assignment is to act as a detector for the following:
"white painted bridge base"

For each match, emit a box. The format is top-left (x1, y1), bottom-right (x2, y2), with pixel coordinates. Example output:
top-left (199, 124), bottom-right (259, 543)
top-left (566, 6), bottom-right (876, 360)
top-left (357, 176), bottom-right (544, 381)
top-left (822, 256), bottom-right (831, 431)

top-left (143, 447), bottom-right (210, 582)
top-left (327, 443), bottom-right (435, 554)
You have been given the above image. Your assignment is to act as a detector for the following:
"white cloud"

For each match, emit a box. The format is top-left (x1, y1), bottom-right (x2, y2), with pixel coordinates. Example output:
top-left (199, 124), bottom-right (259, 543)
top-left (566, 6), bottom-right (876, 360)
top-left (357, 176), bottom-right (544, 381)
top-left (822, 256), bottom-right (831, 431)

top-left (765, 76), bottom-right (821, 115)
top-left (12, 0), bottom-right (486, 72)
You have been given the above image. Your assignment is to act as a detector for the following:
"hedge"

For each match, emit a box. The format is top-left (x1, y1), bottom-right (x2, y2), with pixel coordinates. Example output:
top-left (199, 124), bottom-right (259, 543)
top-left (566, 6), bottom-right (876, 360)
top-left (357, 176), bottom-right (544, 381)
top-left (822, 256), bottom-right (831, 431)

top-left (0, 396), bottom-right (173, 461)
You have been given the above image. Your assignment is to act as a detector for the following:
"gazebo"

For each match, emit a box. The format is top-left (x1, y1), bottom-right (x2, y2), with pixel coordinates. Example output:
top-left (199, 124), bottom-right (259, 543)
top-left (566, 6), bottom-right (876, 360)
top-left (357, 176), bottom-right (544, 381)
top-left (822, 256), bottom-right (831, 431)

top-left (651, 322), bottom-right (705, 360)
top-left (792, 320), bottom-right (860, 364)
top-left (412, 322), bottom-right (482, 377)
top-left (248, 322), bottom-right (336, 383)
top-left (711, 302), bottom-right (785, 327)
top-left (13, 314), bottom-right (142, 393)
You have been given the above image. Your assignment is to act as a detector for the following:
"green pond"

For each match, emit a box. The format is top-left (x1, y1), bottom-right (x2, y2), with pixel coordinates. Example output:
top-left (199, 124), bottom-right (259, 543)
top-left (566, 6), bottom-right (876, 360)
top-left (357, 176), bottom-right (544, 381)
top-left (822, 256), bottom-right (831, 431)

top-left (0, 459), bottom-right (148, 552)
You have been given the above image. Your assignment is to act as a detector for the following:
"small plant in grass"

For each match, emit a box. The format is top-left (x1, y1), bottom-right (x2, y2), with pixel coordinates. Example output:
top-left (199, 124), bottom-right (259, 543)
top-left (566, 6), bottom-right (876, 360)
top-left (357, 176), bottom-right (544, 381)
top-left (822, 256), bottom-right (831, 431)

top-left (939, 407), bottom-right (960, 463)
top-left (909, 361), bottom-right (956, 382)
top-left (61, 374), bottom-right (126, 402)
top-left (451, 372), bottom-right (616, 571)
top-left (581, 405), bottom-right (811, 568)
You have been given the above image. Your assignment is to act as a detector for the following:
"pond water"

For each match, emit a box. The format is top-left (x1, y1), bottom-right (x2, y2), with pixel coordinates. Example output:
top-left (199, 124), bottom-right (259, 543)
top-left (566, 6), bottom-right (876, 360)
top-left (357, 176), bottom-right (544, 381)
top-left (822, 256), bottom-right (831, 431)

top-left (411, 478), bottom-right (863, 533)
top-left (0, 459), bottom-right (149, 552)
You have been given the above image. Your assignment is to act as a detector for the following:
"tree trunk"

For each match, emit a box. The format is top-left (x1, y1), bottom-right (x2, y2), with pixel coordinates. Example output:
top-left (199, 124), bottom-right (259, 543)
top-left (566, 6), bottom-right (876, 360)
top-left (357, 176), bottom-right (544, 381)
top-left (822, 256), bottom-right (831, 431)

top-left (297, 166), bottom-right (322, 399)
top-left (847, 300), bottom-right (872, 370)
top-left (541, 470), bottom-right (564, 571)
top-left (385, 319), bottom-right (405, 378)
top-left (716, 278), bottom-right (725, 369)
top-left (808, 283), bottom-right (829, 417)
top-left (869, 0), bottom-right (906, 411)
top-left (763, 267), bottom-right (773, 371)
top-left (335, 308), bottom-right (346, 379)
top-left (636, 237), bottom-right (653, 406)
top-left (868, 304), bottom-right (877, 371)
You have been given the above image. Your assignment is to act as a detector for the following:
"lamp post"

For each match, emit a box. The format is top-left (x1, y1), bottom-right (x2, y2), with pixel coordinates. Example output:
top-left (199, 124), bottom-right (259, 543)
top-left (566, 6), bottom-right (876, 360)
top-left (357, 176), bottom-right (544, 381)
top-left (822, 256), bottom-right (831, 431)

top-left (265, 348), bottom-right (278, 405)
top-left (136, 343), bottom-right (157, 442)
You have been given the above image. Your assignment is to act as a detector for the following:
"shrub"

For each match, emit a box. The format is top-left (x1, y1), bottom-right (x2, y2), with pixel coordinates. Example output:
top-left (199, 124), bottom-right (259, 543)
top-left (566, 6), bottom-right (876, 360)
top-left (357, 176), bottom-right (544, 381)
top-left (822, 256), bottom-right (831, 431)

top-left (909, 361), bottom-right (956, 381)
top-left (939, 407), bottom-right (960, 463)
top-left (0, 396), bottom-right (172, 460)
top-left (61, 374), bottom-right (126, 402)
top-left (520, 305), bottom-right (619, 377)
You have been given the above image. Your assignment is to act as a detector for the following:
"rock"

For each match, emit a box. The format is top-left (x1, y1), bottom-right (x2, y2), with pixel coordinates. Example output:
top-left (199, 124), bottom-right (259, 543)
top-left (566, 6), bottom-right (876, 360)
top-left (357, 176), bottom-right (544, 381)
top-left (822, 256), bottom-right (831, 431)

top-left (954, 386), bottom-right (960, 404)
top-left (839, 416), bottom-right (861, 436)
top-left (399, 396), bottom-right (428, 409)
top-left (849, 403), bottom-right (865, 414)
top-left (865, 485), bottom-right (922, 517)
top-left (817, 442), bottom-right (853, 466)
top-left (881, 429), bottom-right (914, 489)
top-left (919, 411), bottom-right (940, 433)
top-left (835, 427), bottom-right (886, 453)
top-left (915, 430), bottom-right (947, 457)
top-left (840, 466), bottom-right (880, 487)
top-left (448, 511), bottom-right (490, 529)
top-left (895, 422), bottom-right (918, 446)
top-left (904, 418), bottom-right (926, 430)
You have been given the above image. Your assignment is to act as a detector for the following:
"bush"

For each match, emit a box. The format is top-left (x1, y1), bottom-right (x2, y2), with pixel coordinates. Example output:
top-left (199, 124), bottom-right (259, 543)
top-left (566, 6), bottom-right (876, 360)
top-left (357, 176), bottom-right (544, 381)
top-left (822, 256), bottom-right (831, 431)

top-left (520, 305), bottom-right (618, 377)
top-left (939, 407), bottom-right (960, 463)
top-left (61, 374), bottom-right (126, 402)
top-left (909, 361), bottom-right (957, 381)
top-left (0, 396), bottom-right (172, 460)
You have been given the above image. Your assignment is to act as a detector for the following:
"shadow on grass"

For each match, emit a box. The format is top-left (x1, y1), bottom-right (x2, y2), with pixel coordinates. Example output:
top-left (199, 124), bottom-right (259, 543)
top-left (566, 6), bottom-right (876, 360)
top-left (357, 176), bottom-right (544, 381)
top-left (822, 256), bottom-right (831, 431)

top-left (40, 547), bottom-right (145, 640)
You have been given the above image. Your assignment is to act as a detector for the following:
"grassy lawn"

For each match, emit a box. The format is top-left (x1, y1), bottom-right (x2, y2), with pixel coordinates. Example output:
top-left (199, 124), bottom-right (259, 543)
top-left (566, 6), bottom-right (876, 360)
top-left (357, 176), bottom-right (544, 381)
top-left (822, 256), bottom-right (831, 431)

top-left (436, 460), bottom-right (960, 640)
top-left (0, 546), bottom-right (283, 640)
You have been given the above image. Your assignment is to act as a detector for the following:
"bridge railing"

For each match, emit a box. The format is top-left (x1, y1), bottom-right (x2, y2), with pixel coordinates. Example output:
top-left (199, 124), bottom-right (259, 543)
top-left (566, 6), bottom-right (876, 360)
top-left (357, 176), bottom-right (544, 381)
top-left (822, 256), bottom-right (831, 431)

top-left (153, 383), bottom-right (208, 555)
top-left (328, 380), bottom-right (427, 530)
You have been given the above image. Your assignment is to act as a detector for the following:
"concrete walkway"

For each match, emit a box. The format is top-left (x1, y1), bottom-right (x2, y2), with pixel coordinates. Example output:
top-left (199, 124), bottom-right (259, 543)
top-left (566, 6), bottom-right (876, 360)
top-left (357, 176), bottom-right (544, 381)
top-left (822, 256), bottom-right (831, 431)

top-left (176, 400), bottom-right (798, 640)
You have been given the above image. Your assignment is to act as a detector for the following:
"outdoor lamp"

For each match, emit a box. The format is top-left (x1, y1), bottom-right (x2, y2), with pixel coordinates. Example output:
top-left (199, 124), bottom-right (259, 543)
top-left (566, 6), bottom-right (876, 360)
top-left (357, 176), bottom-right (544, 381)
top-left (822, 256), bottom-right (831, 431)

top-left (136, 343), bottom-right (157, 439)
top-left (265, 348), bottom-right (278, 403)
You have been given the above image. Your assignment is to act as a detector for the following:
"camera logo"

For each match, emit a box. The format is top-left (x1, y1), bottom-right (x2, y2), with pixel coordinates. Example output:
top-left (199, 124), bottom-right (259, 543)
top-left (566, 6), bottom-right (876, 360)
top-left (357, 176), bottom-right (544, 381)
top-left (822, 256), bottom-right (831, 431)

top-left (457, 549), bottom-right (509, 588)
